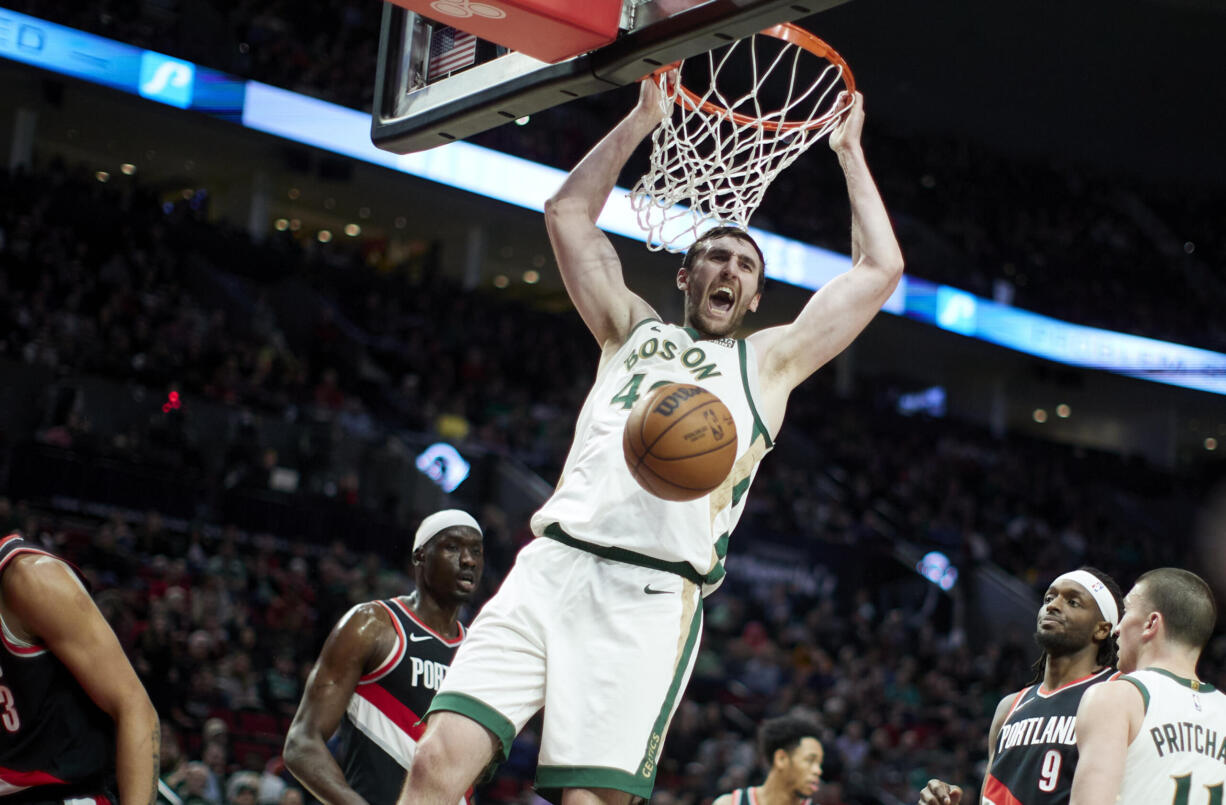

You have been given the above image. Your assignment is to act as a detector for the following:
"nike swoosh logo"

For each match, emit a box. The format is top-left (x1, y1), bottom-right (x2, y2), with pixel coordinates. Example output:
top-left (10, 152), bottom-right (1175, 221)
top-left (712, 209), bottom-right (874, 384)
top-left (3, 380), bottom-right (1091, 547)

top-left (643, 584), bottom-right (674, 595)
top-left (409, 634), bottom-right (434, 642)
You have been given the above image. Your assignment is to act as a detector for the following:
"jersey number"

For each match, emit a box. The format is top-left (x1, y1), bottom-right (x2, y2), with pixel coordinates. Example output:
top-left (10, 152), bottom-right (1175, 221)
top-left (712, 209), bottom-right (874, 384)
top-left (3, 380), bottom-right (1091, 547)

top-left (610, 374), bottom-right (670, 411)
top-left (611, 374), bottom-right (645, 410)
top-left (1037, 750), bottom-right (1061, 792)
top-left (1171, 773), bottom-right (1224, 805)
top-left (0, 685), bottom-right (20, 732)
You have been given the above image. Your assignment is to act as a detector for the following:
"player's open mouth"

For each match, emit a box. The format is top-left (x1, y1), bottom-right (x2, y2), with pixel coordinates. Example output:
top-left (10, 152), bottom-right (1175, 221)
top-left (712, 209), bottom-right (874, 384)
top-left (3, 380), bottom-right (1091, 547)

top-left (457, 573), bottom-right (476, 589)
top-left (709, 285), bottom-right (735, 313)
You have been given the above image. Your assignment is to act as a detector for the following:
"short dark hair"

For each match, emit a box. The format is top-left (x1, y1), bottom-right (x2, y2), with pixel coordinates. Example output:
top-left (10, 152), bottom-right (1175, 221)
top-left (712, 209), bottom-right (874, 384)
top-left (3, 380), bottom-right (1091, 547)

top-left (758, 714), bottom-right (822, 765)
top-left (682, 226), bottom-right (766, 294)
top-left (1136, 568), bottom-right (1218, 651)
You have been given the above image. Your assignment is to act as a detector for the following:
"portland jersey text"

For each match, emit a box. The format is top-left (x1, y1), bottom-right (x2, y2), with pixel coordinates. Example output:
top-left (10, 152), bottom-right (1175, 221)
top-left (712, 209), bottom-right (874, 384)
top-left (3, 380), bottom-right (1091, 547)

top-left (336, 598), bottom-right (468, 805)
top-left (983, 668), bottom-right (1115, 805)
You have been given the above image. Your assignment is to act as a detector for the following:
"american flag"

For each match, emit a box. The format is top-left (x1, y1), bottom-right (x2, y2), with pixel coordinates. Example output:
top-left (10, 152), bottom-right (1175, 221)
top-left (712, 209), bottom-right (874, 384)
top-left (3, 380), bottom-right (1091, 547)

top-left (427, 26), bottom-right (478, 82)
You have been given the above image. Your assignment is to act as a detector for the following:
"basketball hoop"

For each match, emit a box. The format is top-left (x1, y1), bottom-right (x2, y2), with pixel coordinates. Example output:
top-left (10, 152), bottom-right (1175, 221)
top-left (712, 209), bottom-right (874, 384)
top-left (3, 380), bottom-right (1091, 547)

top-left (629, 24), bottom-right (855, 253)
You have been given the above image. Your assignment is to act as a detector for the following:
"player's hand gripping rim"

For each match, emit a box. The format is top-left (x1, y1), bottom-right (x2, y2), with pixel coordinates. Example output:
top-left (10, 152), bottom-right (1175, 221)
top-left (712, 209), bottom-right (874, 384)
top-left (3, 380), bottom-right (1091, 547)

top-left (635, 67), bottom-right (676, 129)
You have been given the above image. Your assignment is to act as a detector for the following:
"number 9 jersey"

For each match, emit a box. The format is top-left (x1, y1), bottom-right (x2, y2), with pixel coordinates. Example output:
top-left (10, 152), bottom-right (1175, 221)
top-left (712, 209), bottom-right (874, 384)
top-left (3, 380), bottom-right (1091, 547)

top-left (983, 668), bottom-right (1116, 805)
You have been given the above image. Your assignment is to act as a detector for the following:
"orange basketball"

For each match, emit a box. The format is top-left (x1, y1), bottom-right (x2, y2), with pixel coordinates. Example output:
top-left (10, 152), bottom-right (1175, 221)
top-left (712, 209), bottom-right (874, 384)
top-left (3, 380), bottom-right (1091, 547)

top-left (622, 383), bottom-right (738, 502)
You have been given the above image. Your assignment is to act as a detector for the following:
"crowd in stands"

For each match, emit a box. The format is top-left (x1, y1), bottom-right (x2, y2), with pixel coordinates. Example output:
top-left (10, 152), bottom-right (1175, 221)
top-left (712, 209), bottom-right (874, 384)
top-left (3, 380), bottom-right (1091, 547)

top-left (1, 153), bottom-right (1221, 804)
top-left (14, 1), bottom-right (1225, 353)
top-left (0, 161), bottom-right (1200, 588)
top-left (16, 491), bottom-right (1218, 805)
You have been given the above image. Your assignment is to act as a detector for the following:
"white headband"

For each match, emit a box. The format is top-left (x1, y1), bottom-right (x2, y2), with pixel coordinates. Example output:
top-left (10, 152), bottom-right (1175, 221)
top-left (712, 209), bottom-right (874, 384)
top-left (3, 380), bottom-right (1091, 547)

top-left (413, 509), bottom-right (481, 552)
top-left (1052, 570), bottom-right (1119, 627)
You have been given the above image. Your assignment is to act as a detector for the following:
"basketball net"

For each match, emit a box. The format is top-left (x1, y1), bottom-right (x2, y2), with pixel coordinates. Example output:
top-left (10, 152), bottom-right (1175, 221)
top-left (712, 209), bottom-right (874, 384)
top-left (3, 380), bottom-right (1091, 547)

top-left (629, 25), bottom-right (854, 253)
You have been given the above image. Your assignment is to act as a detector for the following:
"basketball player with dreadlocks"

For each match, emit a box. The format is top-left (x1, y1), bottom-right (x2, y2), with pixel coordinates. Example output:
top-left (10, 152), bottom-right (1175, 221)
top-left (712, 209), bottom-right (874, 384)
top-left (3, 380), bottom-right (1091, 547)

top-left (918, 567), bottom-right (1123, 805)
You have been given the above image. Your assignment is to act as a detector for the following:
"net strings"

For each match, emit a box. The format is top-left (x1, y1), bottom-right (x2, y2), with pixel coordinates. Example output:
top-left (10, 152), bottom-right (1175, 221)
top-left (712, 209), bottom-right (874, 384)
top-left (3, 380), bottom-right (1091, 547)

top-left (629, 33), bottom-right (849, 253)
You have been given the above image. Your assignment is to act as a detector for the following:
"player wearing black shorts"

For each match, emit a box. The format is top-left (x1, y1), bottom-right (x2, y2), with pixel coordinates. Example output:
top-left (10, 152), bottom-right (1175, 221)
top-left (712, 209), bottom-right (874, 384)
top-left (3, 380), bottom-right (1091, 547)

top-left (919, 568), bottom-right (1122, 805)
top-left (283, 511), bottom-right (483, 805)
top-left (0, 533), bottom-right (159, 805)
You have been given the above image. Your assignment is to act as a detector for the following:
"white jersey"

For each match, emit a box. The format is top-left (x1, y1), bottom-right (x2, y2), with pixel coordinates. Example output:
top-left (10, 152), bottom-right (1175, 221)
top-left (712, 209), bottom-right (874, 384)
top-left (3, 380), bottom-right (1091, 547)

top-left (531, 319), bottom-right (774, 592)
top-left (1118, 668), bottom-right (1226, 805)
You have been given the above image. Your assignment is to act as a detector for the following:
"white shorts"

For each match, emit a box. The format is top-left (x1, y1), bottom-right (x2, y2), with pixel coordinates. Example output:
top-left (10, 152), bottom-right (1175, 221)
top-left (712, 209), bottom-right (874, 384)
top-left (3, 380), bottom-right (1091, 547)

top-left (428, 536), bottom-right (704, 799)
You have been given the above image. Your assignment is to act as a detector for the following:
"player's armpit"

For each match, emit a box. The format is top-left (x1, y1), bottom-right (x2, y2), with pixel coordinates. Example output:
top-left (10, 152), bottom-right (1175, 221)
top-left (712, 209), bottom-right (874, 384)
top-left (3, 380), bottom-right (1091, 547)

top-left (1068, 681), bottom-right (1142, 805)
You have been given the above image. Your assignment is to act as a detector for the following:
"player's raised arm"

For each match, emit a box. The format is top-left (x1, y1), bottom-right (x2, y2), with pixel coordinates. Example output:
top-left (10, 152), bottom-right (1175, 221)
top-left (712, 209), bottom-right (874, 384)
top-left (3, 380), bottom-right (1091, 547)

top-left (6, 555), bottom-right (159, 805)
top-left (750, 92), bottom-right (904, 422)
top-left (543, 77), bottom-right (667, 351)
top-left (1068, 680), bottom-right (1142, 805)
top-left (284, 604), bottom-right (391, 805)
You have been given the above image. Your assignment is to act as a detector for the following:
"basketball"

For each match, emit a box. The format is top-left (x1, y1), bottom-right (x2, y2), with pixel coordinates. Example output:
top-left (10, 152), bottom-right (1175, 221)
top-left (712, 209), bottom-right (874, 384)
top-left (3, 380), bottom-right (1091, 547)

top-left (622, 383), bottom-right (738, 502)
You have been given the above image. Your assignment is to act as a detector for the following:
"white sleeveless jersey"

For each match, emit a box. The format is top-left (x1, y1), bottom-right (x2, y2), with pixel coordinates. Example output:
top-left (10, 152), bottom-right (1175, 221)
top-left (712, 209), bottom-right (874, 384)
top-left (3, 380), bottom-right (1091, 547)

top-left (1118, 668), bottom-right (1226, 805)
top-left (530, 319), bottom-right (774, 593)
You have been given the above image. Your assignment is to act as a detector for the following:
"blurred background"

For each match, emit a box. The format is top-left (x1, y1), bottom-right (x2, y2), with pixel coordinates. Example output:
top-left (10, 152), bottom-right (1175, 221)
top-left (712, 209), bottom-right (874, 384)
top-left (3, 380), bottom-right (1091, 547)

top-left (0, 0), bottom-right (1223, 803)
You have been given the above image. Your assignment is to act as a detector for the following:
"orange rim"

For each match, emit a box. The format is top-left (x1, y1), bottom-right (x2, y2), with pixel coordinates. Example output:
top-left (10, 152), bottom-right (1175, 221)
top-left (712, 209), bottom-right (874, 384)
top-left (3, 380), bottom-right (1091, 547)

top-left (648, 23), bottom-right (855, 132)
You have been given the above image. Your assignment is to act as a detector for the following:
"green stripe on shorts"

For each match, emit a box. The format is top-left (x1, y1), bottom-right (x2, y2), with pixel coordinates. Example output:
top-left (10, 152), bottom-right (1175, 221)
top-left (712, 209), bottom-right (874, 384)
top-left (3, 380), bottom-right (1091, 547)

top-left (535, 765), bottom-right (655, 800)
top-left (634, 599), bottom-right (703, 786)
top-left (426, 691), bottom-right (516, 761)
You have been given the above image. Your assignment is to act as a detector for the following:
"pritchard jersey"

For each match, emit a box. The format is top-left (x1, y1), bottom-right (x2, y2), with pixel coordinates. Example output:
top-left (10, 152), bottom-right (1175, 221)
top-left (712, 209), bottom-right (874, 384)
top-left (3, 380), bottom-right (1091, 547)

top-left (983, 668), bottom-right (1116, 805)
top-left (0, 534), bottom-right (117, 801)
top-left (530, 319), bottom-right (775, 594)
top-left (1116, 668), bottom-right (1226, 805)
top-left (335, 598), bottom-right (468, 805)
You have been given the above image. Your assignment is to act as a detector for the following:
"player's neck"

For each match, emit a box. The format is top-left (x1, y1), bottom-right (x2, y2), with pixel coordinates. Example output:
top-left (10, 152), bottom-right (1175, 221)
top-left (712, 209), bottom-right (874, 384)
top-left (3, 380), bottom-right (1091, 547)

top-left (403, 590), bottom-right (462, 640)
top-left (1137, 644), bottom-right (1202, 683)
top-left (759, 775), bottom-right (806, 805)
top-left (1041, 649), bottom-right (1103, 691)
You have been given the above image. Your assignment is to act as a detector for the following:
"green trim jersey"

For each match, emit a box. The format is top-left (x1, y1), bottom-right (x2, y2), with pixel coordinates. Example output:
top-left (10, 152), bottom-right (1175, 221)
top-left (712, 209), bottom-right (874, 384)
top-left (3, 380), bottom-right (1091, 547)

top-left (1117, 668), bottom-right (1226, 805)
top-left (531, 319), bottom-right (773, 593)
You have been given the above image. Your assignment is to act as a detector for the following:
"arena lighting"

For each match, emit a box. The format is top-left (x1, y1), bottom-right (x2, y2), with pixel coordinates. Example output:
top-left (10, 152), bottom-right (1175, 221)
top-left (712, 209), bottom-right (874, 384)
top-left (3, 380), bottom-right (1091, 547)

top-left (5, 8), bottom-right (1226, 395)
top-left (896, 386), bottom-right (946, 417)
top-left (414, 442), bottom-right (471, 493)
top-left (916, 551), bottom-right (958, 591)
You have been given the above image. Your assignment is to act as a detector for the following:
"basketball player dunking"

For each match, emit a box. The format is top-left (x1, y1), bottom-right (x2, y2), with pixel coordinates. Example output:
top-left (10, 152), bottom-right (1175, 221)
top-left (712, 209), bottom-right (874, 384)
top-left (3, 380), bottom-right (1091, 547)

top-left (919, 568), bottom-right (1123, 805)
top-left (400, 77), bottom-right (903, 805)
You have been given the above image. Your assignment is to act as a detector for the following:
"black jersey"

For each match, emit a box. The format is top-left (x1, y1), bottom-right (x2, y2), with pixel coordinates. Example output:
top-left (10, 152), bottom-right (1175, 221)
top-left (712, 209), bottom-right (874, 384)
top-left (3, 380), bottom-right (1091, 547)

top-left (726, 787), bottom-right (810, 805)
top-left (0, 534), bottom-right (117, 802)
top-left (335, 598), bottom-right (468, 805)
top-left (983, 668), bottom-right (1116, 805)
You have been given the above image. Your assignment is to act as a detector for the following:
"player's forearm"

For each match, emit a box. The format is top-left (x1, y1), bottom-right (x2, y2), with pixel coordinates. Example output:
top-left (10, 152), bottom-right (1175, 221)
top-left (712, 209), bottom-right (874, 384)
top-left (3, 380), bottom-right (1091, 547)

top-left (1069, 770), bottom-right (1122, 805)
top-left (114, 696), bottom-right (159, 805)
top-left (284, 733), bottom-right (370, 805)
top-left (546, 103), bottom-right (661, 223)
top-left (837, 145), bottom-right (904, 282)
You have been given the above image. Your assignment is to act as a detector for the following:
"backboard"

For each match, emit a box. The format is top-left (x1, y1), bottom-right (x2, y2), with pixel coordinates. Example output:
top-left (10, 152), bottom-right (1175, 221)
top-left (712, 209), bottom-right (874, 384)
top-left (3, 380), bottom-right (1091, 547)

top-left (371, 0), bottom-right (853, 154)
